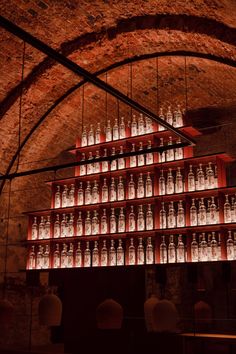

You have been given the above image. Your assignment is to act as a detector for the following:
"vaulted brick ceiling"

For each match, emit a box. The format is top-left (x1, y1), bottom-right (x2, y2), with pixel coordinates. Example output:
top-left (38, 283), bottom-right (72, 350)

top-left (0, 0), bottom-right (236, 181)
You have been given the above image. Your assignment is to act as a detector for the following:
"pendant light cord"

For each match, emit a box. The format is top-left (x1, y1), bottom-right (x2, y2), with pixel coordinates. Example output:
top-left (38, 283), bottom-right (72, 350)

top-left (156, 57), bottom-right (159, 114)
top-left (184, 56), bottom-right (188, 119)
top-left (3, 179), bottom-right (12, 298)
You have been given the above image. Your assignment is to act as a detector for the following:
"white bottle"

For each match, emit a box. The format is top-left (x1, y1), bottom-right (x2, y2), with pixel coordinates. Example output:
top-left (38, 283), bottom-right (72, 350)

top-left (198, 198), bottom-right (207, 225)
top-left (61, 243), bottom-right (68, 268)
top-left (54, 214), bottom-right (60, 238)
top-left (199, 233), bottom-right (208, 261)
top-left (188, 165), bottom-right (195, 192)
top-left (101, 209), bottom-right (108, 234)
top-left (119, 117), bottom-right (126, 139)
top-left (175, 138), bottom-right (183, 160)
top-left (109, 239), bottom-right (116, 266)
top-left (67, 213), bottom-right (74, 237)
top-left (76, 211), bottom-right (83, 236)
top-left (67, 243), bottom-right (74, 268)
top-left (105, 120), bottom-right (112, 142)
top-left (175, 167), bottom-right (184, 193)
top-left (158, 107), bottom-right (165, 131)
top-left (137, 173), bottom-right (145, 198)
top-left (118, 146), bottom-right (125, 169)
top-left (118, 207), bottom-right (126, 233)
top-left (77, 182), bottom-right (84, 206)
top-left (130, 144), bottom-right (137, 168)
top-left (110, 177), bottom-right (117, 202)
top-left (160, 236), bottom-right (167, 264)
top-left (166, 136), bottom-right (174, 161)
top-left (138, 114), bottom-right (145, 135)
top-left (128, 174), bottom-right (136, 199)
top-left (88, 124), bottom-right (94, 146)
top-left (113, 118), bottom-right (119, 141)
top-left (191, 233), bottom-right (199, 262)
top-left (92, 241), bottom-right (99, 267)
top-left (207, 162), bottom-right (215, 189)
top-left (117, 176), bottom-right (125, 201)
top-left (85, 211), bottom-right (92, 235)
top-left (31, 217), bottom-right (38, 240)
top-left (85, 181), bottom-right (92, 205)
top-left (137, 205), bottom-right (145, 231)
top-left (92, 180), bottom-right (99, 204)
top-left (145, 116), bottom-right (153, 134)
top-left (146, 140), bottom-right (154, 165)
top-left (68, 184), bottom-right (75, 207)
top-left (176, 200), bottom-right (185, 228)
top-left (196, 164), bottom-right (205, 191)
top-left (60, 214), bottom-right (68, 237)
top-left (131, 114), bottom-right (138, 136)
top-left (102, 149), bottom-right (109, 172)
top-left (159, 170), bottom-right (166, 196)
top-left (84, 241), bottom-right (91, 267)
top-left (62, 185), bottom-right (68, 208)
top-left (166, 106), bottom-right (173, 126)
top-left (146, 237), bottom-right (154, 264)
top-left (128, 238), bottom-right (136, 265)
top-left (227, 231), bottom-right (234, 260)
top-left (28, 246), bottom-right (36, 270)
top-left (38, 216), bottom-right (45, 240)
top-left (54, 186), bottom-right (61, 209)
top-left (138, 142), bottom-right (145, 166)
top-left (36, 245), bottom-right (44, 269)
top-left (44, 215), bottom-right (51, 239)
top-left (137, 238), bottom-right (145, 265)
top-left (110, 208), bottom-right (117, 234)
top-left (87, 152), bottom-right (94, 175)
top-left (145, 172), bottom-right (153, 197)
top-left (146, 204), bottom-right (154, 230)
top-left (117, 239), bottom-right (125, 266)
top-left (95, 122), bottom-right (101, 144)
top-left (168, 235), bottom-right (176, 263)
top-left (166, 168), bottom-right (174, 195)
top-left (176, 234), bottom-right (185, 263)
top-left (92, 210), bottom-right (99, 235)
top-left (80, 153), bottom-right (87, 176)
top-left (175, 105), bottom-right (183, 127)
top-left (159, 138), bottom-right (166, 163)
top-left (224, 194), bottom-right (231, 223)
top-left (167, 201), bottom-right (176, 228)
top-left (160, 202), bottom-right (167, 229)
top-left (129, 206), bottom-right (136, 232)
top-left (110, 147), bottom-right (117, 171)
top-left (94, 150), bottom-right (100, 174)
top-left (211, 232), bottom-right (218, 261)
top-left (75, 242), bottom-right (82, 267)
top-left (53, 244), bottom-right (60, 268)
top-left (81, 126), bottom-right (87, 147)
top-left (101, 178), bottom-right (109, 203)
top-left (101, 240), bottom-right (108, 266)
top-left (190, 198), bottom-right (197, 226)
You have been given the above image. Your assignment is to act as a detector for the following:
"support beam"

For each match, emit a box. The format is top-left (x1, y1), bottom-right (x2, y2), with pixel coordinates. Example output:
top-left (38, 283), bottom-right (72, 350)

top-left (0, 15), bottom-right (195, 146)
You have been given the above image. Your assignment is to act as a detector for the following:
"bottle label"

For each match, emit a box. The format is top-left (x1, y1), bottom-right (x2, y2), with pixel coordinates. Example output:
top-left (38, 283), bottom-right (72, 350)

top-left (32, 227), bottom-right (38, 240)
top-left (117, 251), bottom-right (124, 265)
top-left (84, 254), bottom-right (91, 267)
top-left (137, 250), bottom-right (145, 265)
top-left (101, 221), bottom-right (108, 234)
top-left (75, 254), bottom-right (82, 267)
top-left (118, 188), bottom-right (125, 200)
top-left (137, 186), bottom-right (144, 198)
top-left (85, 191), bottom-right (91, 205)
top-left (110, 220), bottom-right (116, 233)
top-left (138, 217), bottom-right (145, 231)
top-left (110, 188), bottom-right (116, 201)
top-left (146, 153), bottom-right (153, 165)
top-left (146, 183), bottom-right (153, 197)
top-left (53, 255), bottom-right (60, 268)
top-left (129, 251), bottom-right (135, 265)
top-left (146, 216), bottom-right (153, 230)
top-left (118, 158), bottom-right (125, 169)
top-left (80, 165), bottom-right (86, 176)
top-left (118, 220), bottom-right (125, 233)
top-left (128, 186), bottom-right (135, 199)
top-left (78, 192), bottom-right (84, 205)
top-left (102, 161), bottom-right (109, 172)
top-left (109, 253), bottom-right (116, 266)
top-left (102, 190), bottom-right (108, 202)
top-left (129, 217), bottom-right (135, 232)
top-left (77, 223), bottom-right (83, 236)
top-left (92, 254), bottom-right (99, 266)
top-left (55, 194), bottom-right (61, 208)
top-left (130, 156), bottom-right (137, 167)
top-left (101, 253), bottom-right (108, 266)
top-left (85, 223), bottom-right (92, 235)
top-left (138, 155), bottom-right (145, 166)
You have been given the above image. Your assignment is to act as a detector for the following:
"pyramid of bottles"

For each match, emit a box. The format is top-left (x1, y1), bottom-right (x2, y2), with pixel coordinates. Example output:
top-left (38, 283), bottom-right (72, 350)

top-left (27, 105), bottom-right (236, 270)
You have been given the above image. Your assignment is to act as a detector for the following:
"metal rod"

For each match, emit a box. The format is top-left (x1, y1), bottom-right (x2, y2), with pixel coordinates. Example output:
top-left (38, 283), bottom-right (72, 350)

top-left (0, 142), bottom-right (189, 180)
top-left (0, 15), bottom-right (195, 146)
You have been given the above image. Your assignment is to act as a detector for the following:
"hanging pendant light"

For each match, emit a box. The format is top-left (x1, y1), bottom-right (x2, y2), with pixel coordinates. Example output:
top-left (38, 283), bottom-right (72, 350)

top-left (38, 290), bottom-right (62, 326)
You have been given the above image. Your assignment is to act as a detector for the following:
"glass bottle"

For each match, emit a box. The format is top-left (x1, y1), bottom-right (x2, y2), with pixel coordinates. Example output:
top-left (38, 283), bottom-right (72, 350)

top-left (102, 149), bottom-right (109, 172)
top-left (175, 104), bottom-right (183, 127)
top-left (105, 120), bottom-right (112, 142)
top-left (207, 162), bottom-right (215, 189)
top-left (80, 153), bottom-right (87, 176)
top-left (160, 202), bottom-right (167, 229)
top-left (67, 213), bottom-right (74, 237)
top-left (75, 242), bottom-right (82, 267)
top-left (207, 234), bottom-right (212, 261)
top-left (176, 234), bottom-right (185, 263)
top-left (88, 124), bottom-right (94, 146)
top-left (128, 174), bottom-right (136, 199)
top-left (101, 178), bottom-right (109, 203)
top-left (198, 198), bottom-right (207, 225)
top-left (60, 214), bottom-right (67, 238)
top-left (166, 136), bottom-right (174, 162)
top-left (146, 140), bottom-right (154, 165)
top-left (166, 168), bottom-right (174, 195)
top-left (158, 107), bottom-right (165, 131)
top-left (68, 184), bottom-right (75, 206)
top-left (101, 240), bottom-right (108, 267)
top-left (84, 241), bottom-right (91, 267)
top-left (191, 233), bottom-right (199, 262)
top-left (159, 138), bottom-right (166, 163)
top-left (61, 243), bottom-right (68, 268)
top-left (210, 196), bottom-right (217, 224)
top-left (224, 194), bottom-right (231, 223)
top-left (76, 211), bottom-right (83, 236)
top-left (31, 217), bottom-right (38, 240)
top-left (146, 204), bottom-right (153, 230)
top-left (206, 199), bottom-right (211, 225)
top-left (196, 164), bottom-right (205, 191)
top-left (137, 238), bottom-right (145, 265)
top-left (95, 122), bottom-right (101, 144)
top-left (145, 116), bottom-right (153, 134)
top-left (117, 176), bottom-right (125, 201)
top-left (94, 150), bottom-right (100, 174)
top-left (110, 177), bottom-right (117, 202)
top-left (44, 215), bottom-right (51, 239)
top-left (130, 144), bottom-right (137, 168)
top-left (227, 231), bottom-right (234, 260)
top-left (211, 232), bottom-right (218, 261)
top-left (175, 167), bottom-right (184, 193)
top-left (92, 241), bottom-right (99, 267)
top-left (138, 113), bottom-right (145, 135)
top-left (231, 197), bottom-right (235, 223)
top-left (128, 238), bottom-right (136, 265)
top-left (159, 170), bottom-right (166, 196)
top-left (28, 246), bottom-right (36, 270)
top-left (85, 181), bottom-right (92, 205)
top-left (110, 147), bottom-right (117, 171)
top-left (36, 245), bottom-right (44, 269)
top-left (138, 142), bottom-right (145, 166)
top-left (190, 198), bottom-right (197, 226)
top-left (119, 117), bottom-right (126, 139)
top-left (92, 210), bottom-right (99, 235)
top-left (167, 201), bottom-right (176, 228)
top-left (214, 164), bottom-right (218, 188)
top-left (81, 126), bottom-right (87, 147)
top-left (145, 172), bottom-right (153, 197)
top-left (92, 180), bottom-right (99, 204)
top-left (146, 237), bottom-right (154, 264)
top-left (67, 243), bottom-right (74, 268)
top-left (117, 239), bottom-right (125, 266)
top-left (137, 173), bottom-right (145, 198)
top-left (38, 216), bottom-right (45, 240)
top-left (137, 205), bottom-right (145, 231)
top-left (118, 146), bottom-right (125, 169)
top-left (175, 138), bottom-right (183, 160)
top-left (188, 165), bottom-right (195, 192)
top-left (177, 200), bottom-right (185, 228)
top-left (77, 182), bottom-right (84, 206)
top-left (54, 185), bottom-right (61, 209)
top-left (87, 152), bottom-right (94, 175)
top-left (101, 209), bottom-right (108, 234)
top-left (218, 233), bottom-right (222, 261)
top-left (200, 233), bottom-right (208, 261)
top-left (43, 245), bottom-right (49, 269)
top-left (118, 207), bottom-right (126, 233)
top-left (110, 208), bottom-right (117, 234)
top-left (168, 235), bottom-right (176, 263)
top-left (113, 118), bottom-right (119, 141)
top-left (166, 106), bottom-right (173, 126)
top-left (128, 206), bottom-right (136, 232)
top-left (160, 235), bottom-right (167, 264)
top-left (61, 185), bottom-right (68, 208)
top-left (85, 211), bottom-right (92, 236)
top-left (53, 244), bottom-right (60, 269)
top-left (109, 240), bottom-right (116, 266)
top-left (131, 114), bottom-right (137, 136)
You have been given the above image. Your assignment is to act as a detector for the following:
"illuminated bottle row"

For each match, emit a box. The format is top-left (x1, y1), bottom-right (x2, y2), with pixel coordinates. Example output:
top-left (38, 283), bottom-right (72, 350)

top-left (28, 230), bottom-right (236, 269)
top-left (158, 105), bottom-right (184, 131)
